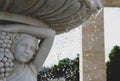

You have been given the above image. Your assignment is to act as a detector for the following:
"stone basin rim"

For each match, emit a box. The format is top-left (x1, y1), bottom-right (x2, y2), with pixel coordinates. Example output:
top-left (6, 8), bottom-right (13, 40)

top-left (0, 12), bottom-right (49, 28)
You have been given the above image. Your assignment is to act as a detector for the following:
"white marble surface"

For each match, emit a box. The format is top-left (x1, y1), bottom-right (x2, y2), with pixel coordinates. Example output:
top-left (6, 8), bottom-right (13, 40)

top-left (0, 0), bottom-right (103, 81)
top-left (0, 24), bottom-right (55, 81)
top-left (0, 0), bottom-right (102, 34)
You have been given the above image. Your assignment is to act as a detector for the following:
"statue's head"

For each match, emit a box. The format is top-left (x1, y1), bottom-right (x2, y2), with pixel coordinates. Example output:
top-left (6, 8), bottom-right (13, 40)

top-left (12, 34), bottom-right (38, 63)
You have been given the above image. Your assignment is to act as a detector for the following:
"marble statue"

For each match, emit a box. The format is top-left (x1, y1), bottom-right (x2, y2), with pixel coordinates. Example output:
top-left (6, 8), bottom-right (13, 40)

top-left (0, 0), bottom-right (102, 81)
top-left (0, 24), bottom-right (55, 81)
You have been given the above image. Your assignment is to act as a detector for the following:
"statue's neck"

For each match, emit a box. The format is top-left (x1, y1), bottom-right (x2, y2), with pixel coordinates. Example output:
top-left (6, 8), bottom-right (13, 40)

top-left (13, 61), bottom-right (25, 74)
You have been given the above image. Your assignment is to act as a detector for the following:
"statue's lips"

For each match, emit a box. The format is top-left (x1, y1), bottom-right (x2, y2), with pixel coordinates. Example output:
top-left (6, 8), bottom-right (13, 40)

top-left (22, 54), bottom-right (29, 59)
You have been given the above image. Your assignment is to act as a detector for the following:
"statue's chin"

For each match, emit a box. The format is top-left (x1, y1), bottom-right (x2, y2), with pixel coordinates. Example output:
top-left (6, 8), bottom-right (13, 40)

top-left (15, 58), bottom-right (29, 64)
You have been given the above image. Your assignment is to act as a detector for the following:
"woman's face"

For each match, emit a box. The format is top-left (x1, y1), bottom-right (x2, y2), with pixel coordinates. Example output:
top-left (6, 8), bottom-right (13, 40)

top-left (14, 37), bottom-right (36, 63)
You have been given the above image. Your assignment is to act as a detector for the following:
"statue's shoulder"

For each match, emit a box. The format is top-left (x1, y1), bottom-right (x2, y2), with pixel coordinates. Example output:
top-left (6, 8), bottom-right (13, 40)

top-left (29, 63), bottom-right (37, 77)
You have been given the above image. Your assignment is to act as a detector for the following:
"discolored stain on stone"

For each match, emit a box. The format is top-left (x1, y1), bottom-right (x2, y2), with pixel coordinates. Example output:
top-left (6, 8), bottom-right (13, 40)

top-left (0, 0), bottom-right (5, 9)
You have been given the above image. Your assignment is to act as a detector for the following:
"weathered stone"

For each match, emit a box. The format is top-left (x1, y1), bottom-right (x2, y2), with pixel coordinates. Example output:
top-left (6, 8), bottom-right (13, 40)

top-left (0, 0), bottom-right (102, 34)
top-left (104, 0), bottom-right (120, 7)
top-left (82, 10), bottom-right (106, 81)
top-left (0, 0), bottom-right (103, 81)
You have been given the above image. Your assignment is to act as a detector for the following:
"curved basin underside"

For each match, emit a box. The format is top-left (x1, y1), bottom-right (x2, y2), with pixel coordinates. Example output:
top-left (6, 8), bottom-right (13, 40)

top-left (0, 0), bottom-right (102, 34)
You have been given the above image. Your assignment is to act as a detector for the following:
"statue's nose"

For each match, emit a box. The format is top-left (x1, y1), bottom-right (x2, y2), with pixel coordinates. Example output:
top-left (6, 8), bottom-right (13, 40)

top-left (25, 47), bottom-right (30, 54)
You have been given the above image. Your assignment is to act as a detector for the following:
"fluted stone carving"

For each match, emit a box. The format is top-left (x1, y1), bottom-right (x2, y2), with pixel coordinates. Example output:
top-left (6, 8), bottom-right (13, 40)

top-left (0, 0), bottom-right (102, 34)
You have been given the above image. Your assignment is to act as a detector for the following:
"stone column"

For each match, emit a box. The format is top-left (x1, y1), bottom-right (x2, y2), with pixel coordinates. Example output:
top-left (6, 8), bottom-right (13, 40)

top-left (82, 10), bottom-right (106, 81)
top-left (104, 0), bottom-right (120, 7)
